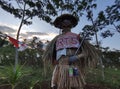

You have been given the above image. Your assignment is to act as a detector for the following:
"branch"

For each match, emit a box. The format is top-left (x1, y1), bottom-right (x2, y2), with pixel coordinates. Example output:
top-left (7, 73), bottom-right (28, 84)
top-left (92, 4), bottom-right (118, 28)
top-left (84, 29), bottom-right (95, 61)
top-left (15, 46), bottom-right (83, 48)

top-left (16, 2), bottom-right (26, 40)
top-left (113, 23), bottom-right (120, 33)
top-left (16, 0), bottom-right (22, 9)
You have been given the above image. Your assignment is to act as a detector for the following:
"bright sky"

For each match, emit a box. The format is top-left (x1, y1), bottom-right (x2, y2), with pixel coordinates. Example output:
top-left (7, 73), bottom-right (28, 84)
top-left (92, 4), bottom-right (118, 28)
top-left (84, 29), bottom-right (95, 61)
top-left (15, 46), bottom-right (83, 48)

top-left (0, 0), bottom-right (120, 50)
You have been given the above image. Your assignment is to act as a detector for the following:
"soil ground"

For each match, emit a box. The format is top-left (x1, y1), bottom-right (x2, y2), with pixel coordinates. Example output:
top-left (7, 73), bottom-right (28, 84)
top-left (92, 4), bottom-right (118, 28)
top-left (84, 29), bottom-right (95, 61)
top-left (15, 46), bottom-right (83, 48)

top-left (0, 84), bottom-right (112, 89)
top-left (84, 84), bottom-right (111, 89)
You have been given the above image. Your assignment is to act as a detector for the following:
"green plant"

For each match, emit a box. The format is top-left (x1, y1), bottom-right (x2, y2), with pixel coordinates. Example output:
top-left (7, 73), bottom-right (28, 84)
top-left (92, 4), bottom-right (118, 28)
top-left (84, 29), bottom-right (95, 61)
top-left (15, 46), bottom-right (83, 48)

top-left (86, 67), bottom-right (120, 89)
top-left (0, 64), bottom-right (24, 89)
top-left (20, 67), bottom-right (51, 89)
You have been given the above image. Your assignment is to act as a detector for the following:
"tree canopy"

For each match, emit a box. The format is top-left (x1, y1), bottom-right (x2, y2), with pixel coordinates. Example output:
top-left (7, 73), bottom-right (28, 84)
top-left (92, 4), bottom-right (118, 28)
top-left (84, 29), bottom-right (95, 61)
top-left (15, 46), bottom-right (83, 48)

top-left (0, 0), bottom-right (119, 46)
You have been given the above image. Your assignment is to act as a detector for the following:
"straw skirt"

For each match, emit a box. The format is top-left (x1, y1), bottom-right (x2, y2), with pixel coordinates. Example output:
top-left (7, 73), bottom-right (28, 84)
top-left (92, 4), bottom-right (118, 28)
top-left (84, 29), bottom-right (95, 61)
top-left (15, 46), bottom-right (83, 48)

top-left (51, 56), bottom-right (86, 89)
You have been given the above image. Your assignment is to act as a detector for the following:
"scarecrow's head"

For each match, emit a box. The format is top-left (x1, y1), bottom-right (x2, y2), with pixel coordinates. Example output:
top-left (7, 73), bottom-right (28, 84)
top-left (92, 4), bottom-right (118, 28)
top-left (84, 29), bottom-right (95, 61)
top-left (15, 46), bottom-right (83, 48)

top-left (53, 14), bottom-right (78, 30)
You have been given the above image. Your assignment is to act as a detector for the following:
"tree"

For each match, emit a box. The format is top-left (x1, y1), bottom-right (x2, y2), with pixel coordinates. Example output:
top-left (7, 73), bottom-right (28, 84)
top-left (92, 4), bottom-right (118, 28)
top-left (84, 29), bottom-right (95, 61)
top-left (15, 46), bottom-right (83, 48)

top-left (0, 0), bottom-right (119, 46)
top-left (96, 0), bottom-right (120, 38)
top-left (1, 0), bottom-right (119, 69)
top-left (0, 0), bottom-right (57, 67)
top-left (0, 0), bottom-right (57, 40)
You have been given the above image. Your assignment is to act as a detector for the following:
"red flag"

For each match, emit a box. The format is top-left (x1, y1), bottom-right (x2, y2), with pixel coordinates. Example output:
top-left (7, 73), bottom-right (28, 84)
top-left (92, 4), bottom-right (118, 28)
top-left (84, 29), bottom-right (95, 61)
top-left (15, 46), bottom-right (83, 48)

top-left (8, 36), bottom-right (19, 48)
top-left (8, 36), bottom-right (27, 51)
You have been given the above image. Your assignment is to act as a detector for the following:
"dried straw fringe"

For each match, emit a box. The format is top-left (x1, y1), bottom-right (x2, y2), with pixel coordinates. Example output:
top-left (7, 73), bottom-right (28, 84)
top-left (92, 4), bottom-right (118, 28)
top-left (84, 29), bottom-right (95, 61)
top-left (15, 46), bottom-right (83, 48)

top-left (43, 35), bottom-right (100, 68)
top-left (43, 35), bottom-right (100, 89)
top-left (81, 39), bottom-right (100, 68)
top-left (43, 35), bottom-right (59, 65)
top-left (56, 65), bottom-right (85, 89)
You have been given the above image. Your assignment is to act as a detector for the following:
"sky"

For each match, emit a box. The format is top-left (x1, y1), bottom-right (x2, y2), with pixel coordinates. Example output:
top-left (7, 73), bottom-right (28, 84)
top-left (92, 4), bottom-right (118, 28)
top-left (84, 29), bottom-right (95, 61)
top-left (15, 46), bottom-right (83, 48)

top-left (0, 0), bottom-right (120, 50)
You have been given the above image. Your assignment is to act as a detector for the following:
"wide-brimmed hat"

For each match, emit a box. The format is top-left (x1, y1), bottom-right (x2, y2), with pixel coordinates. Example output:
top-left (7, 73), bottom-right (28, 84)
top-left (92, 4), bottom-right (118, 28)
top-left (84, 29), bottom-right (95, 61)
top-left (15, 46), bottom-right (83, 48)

top-left (53, 14), bottom-right (78, 29)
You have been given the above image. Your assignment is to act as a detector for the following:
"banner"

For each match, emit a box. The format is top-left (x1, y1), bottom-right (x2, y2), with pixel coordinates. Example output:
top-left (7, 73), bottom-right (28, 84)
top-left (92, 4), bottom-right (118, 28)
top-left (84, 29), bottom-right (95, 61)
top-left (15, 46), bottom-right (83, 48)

top-left (8, 36), bottom-right (19, 48)
top-left (8, 36), bottom-right (27, 51)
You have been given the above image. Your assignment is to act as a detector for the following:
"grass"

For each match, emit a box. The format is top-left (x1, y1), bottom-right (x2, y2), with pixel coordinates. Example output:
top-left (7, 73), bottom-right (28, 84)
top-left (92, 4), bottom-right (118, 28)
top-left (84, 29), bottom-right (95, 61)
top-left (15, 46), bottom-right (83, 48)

top-left (0, 65), bottom-right (52, 89)
top-left (86, 67), bottom-right (120, 89)
top-left (0, 64), bottom-right (25, 89)
top-left (0, 65), bottom-right (120, 89)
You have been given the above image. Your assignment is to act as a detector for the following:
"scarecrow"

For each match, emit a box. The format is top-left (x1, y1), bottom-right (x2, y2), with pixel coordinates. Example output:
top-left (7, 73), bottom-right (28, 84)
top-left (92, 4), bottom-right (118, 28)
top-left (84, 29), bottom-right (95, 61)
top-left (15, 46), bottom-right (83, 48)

top-left (43, 14), bottom-right (99, 89)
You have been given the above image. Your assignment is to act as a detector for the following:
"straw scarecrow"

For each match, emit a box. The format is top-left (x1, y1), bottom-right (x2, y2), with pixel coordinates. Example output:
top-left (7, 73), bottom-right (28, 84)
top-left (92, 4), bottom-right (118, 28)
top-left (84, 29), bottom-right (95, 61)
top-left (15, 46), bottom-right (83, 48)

top-left (43, 14), bottom-right (99, 89)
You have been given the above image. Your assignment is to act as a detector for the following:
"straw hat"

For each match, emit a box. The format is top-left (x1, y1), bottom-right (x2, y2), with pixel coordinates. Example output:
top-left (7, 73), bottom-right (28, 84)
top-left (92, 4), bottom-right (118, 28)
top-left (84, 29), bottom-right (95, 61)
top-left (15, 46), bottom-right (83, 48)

top-left (53, 14), bottom-right (78, 29)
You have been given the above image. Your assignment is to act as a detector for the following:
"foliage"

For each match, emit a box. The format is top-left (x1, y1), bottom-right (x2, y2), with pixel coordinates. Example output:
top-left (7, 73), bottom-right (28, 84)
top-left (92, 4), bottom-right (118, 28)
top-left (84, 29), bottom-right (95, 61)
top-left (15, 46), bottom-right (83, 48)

top-left (102, 51), bottom-right (120, 67)
top-left (19, 48), bottom-right (44, 67)
top-left (0, 0), bottom-right (119, 47)
top-left (0, 64), bottom-right (25, 89)
top-left (0, 0), bottom-right (55, 24)
top-left (0, 34), bottom-right (44, 66)
top-left (0, 37), bottom-right (8, 47)
top-left (97, 0), bottom-right (120, 37)
top-left (0, 0), bottom-right (56, 42)
top-left (1, 44), bottom-right (120, 68)
top-left (0, 45), bottom-right (15, 65)
top-left (0, 65), bottom-right (120, 89)
top-left (86, 68), bottom-right (120, 89)
top-left (0, 65), bottom-right (52, 89)
top-left (79, 0), bottom-right (119, 47)
top-left (0, 0), bottom-right (98, 37)
top-left (0, 48), bottom-right (43, 67)
top-left (18, 67), bottom-right (52, 89)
